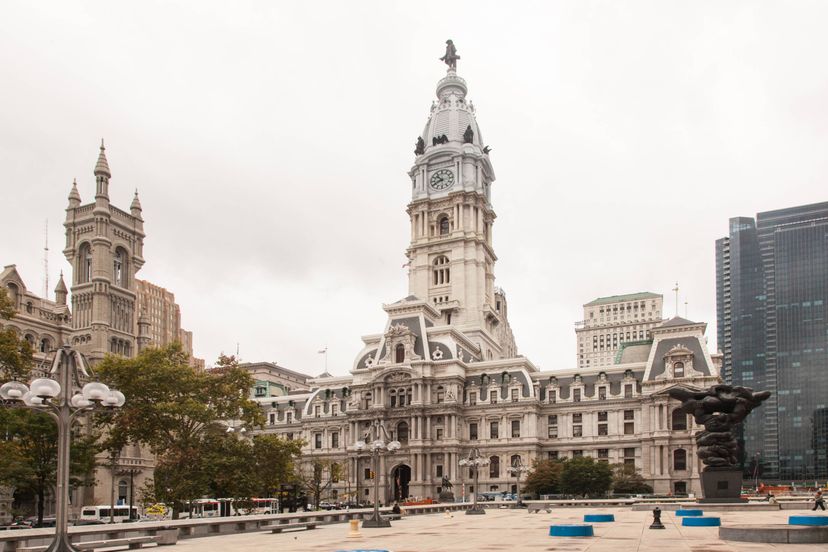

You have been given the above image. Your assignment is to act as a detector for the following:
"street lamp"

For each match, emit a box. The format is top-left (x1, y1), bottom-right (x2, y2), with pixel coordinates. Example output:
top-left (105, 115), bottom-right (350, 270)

top-left (507, 456), bottom-right (530, 508)
top-left (0, 345), bottom-right (125, 552)
top-left (459, 448), bottom-right (489, 515)
top-left (354, 419), bottom-right (401, 528)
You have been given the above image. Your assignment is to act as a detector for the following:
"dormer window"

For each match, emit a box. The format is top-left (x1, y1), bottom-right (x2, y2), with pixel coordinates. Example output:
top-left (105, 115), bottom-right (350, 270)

top-left (395, 343), bottom-right (405, 363)
top-left (674, 361), bottom-right (685, 377)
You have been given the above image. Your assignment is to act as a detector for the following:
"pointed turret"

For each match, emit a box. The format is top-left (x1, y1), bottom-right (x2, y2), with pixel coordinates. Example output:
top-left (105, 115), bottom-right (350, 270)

top-left (137, 305), bottom-right (151, 352)
top-left (94, 139), bottom-right (111, 178)
top-left (67, 178), bottom-right (81, 208)
top-left (94, 139), bottom-right (111, 203)
top-left (54, 271), bottom-right (68, 305)
top-left (130, 189), bottom-right (143, 218)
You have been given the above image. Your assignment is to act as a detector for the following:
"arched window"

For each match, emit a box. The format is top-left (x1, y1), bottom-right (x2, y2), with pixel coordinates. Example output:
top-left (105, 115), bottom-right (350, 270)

top-left (6, 283), bottom-right (19, 308)
top-left (673, 361), bottom-right (684, 377)
top-left (398, 388), bottom-right (407, 407)
top-left (432, 256), bottom-right (450, 286)
top-left (389, 389), bottom-right (397, 408)
top-left (118, 480), bottom-right (128, 503)
top-left (510, 454), bottom-right (521, 468)
top-left (671, 409), bottom-right (688, 431)
top-left (78, 243), bottom-right (93, 283)
top-left (113, 249), bottom-right (124, 287)
top-left (39, 337), bottom-right (50, 353)
top-left (673, 449), bottom-right (687, 471)
top-left (397, 421), bottom-right (409, 443)
top-left (438, 216), bottom-right (450, 236)
top-left (489, 456), bottom-right (500, 478)
top-left (24, 334), bottom-right (35, 348)
top-left (395, 343), bottom-right (405, 364)
top-left (25, 302), bottom-right (33, 314)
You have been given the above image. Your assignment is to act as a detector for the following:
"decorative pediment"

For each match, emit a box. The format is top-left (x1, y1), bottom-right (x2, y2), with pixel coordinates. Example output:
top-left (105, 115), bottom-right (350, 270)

top-left (657, 343), bottom-right (701, 380)
top-left (379, 322), bottom-right (421, 365)
top-left (385, 371), bottom-right (412, 384)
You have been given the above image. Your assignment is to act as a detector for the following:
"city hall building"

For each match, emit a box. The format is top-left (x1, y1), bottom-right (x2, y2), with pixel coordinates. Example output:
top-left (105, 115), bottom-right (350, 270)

top-left (250, 53), bottom-right (722, 502)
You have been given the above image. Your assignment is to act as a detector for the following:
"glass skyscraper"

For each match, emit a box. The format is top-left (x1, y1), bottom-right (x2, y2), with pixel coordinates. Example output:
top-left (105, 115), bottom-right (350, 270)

top-left (716, 202), bottom-right (828, 480)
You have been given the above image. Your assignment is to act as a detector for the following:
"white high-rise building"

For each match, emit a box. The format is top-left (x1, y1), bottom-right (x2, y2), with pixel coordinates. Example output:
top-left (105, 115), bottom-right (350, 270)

top-left (575, 293), bottom-right (664, 368)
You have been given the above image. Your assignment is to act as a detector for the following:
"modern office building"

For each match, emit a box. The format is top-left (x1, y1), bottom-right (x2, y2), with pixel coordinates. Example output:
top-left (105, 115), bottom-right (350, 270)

top-left (575, 293), bottom-right (664, 369)
top-left (716, 202), bottom-right (828, 479)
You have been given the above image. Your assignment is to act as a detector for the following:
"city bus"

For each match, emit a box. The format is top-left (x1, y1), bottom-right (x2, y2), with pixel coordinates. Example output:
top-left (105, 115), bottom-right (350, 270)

top-left (79, 505), bottom-right (139, 523)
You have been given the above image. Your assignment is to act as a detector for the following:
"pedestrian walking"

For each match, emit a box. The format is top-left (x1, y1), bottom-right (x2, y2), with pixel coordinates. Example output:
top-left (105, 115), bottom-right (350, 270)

top-left (813, 490), bottom-right (826, 511)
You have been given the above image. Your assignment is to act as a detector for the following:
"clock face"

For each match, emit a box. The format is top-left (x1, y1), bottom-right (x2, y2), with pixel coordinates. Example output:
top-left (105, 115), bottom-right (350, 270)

top-left (430, 169), bottom-right (455, 191)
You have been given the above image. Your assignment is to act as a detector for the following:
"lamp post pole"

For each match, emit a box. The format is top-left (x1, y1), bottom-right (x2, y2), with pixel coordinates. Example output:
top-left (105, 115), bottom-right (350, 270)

top-left (0, 345), bottom-right (126, 552)
top-left (460, 448), bottom-right (489, 515)
top-left (355, 419), bottom-right (401, 528)
top-left (507, 456), bottom-right (529, 508)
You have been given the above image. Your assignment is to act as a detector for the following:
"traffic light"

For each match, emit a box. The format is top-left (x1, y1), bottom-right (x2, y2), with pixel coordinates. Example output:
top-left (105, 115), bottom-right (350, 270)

top-left (369, 470), bottom-right (375, 479)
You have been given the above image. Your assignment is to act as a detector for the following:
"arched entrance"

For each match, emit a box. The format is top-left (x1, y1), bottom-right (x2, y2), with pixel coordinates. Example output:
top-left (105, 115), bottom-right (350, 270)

top-left (391, 464), bottom-right (411, 502)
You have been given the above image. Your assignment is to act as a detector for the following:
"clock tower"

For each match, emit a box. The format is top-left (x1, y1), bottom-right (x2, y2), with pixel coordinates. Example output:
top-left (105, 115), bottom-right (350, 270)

top-left (406, 48), bottom-right (516, 358)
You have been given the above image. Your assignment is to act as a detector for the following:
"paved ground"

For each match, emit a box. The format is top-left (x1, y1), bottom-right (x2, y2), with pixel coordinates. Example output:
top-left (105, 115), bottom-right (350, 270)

top-left (170, 507), bottom-right (826, 551)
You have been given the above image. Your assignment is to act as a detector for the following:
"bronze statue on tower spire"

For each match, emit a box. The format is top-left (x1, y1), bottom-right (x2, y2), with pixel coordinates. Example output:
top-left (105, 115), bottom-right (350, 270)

top-left (440, 39), bottom-right (460, 70)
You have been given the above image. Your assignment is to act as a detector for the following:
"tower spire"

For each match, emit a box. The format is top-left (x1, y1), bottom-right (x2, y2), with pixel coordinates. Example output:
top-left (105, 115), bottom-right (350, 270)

top-left (94, 139), bottom-right (111, 202)
top-left (94, 139), bottom-right (111, 178)
top-left (67, 178), bottom-right (81, 208)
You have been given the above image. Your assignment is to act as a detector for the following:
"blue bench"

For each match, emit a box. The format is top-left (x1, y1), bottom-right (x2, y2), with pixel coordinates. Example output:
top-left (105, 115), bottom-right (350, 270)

top-left (788, 516), bottom-right (828, 526)
top-left (583, 514), bottom-right (614, 522)
top-left (550, 524), bottom-right (594, 537)
top-left (682, 517), bottom-right (720, 527)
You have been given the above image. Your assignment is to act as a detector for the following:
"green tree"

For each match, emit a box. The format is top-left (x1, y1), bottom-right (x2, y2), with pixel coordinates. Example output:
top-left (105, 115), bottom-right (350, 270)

top-left (524, 460), bottom-right (564, 497)
top-left (0, 287), bottom-right (33, 382)
top-left (94, 345), bottom-right (264, 517)
top-left (611, 463), bottom-right (653, 495)
top-left (252, 434), bottom-right (304, 499)
top-left (300, 459), bottom-right (344, 509)
top-left (559, 457), bottom-right (613, 497)
top-left (0, 409), bottom-right (98, 526)
top-left (202, 429), bottom-right (259, 509)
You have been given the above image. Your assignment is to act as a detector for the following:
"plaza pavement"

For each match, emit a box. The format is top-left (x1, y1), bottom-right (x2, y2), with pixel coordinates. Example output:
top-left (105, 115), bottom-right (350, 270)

top-left (168, 506), bottom-right (826, 551)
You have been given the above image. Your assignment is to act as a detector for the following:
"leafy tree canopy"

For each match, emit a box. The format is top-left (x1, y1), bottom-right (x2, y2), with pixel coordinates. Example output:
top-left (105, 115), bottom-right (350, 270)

top-left (95, 345), bottom-right (264, 453)
top-left (0, 287), bottom-right (33, 382)
top-left (524, 459), bottom-right (564, 497)
top-left (611, 463), bottom-right (653, 494)
top-left (559, 456), bottom-right (613, 497)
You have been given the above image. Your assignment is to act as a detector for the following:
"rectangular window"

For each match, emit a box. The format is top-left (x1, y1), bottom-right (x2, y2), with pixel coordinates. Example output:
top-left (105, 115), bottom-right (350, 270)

top-left (573, 425), bottom-right (583, 437)
top-left (598, 424), bottom-right (608, 436)
top-left (624, 422), bottom-right (635, 435)
top-left (624, 410), bottom-right (635, 420)
top-left (573, 389), bottom-right (581, 402)
top-left (269, 413), bottom-right (276, 425)
top-left (490, 391), bottom-right (498, 404)
top-left (332, 403), bottom-right (338, 416)
top-left (624, 447), bottom-right (636, 467)
top-left (364, 467), bottom-right (371, 480)
top-left (624, 385), bottom-right (633, 398)
top-left (572, 450), bottom-right (583, 457)
top-left (331, 432), bottom-right (339, 448)
top-left (598, 449), bottom-right (609, 459)
top-left (548, 451), bottom-right (559, 460)
top-left (548, 426), bottom-right (558, 438)
top-left (598, 387), bottom-right (606, 400)
top-left (511, 420), bottom-right (520, 438)
top-left (511, 389), bottom-right (519, 402)
top-left (436, 465), bottom-right (443, 478)
top-left (470, 423), bottom-right (478, 440)
top-left (286, 412), bottom-right (293, 423)
top-left (490, 421), bottom-right (499, 439)
top-left (314, 433), bottom-right (322, 449)
top-left (314, 405), bottom-right (320, 418)
top-left (573, 413), bottom-right (582, 424)
top-left (548, 415), bottom-right (558, 425)
top-left (436, 428), bottom-right (443, 440)
top-left (598, 411), bottom-right (608, 422)
top-left (469, 392), bottom-right (477, 405)
top-left (549, 390), bottom-right (556, 404)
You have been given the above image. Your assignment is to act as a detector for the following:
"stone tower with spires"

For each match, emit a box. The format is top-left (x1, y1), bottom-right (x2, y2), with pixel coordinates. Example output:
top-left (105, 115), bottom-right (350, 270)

top-left (63, 141), bottom-right (146, 363)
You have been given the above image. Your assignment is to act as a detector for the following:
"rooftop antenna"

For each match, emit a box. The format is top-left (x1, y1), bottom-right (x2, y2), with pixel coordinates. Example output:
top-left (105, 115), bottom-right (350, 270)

top-left (318, 346), bottom-right (328, 374)
top-left (672, 282), bottom-right (679, 317)
top-left (43, 219), bottom-right (49, 299)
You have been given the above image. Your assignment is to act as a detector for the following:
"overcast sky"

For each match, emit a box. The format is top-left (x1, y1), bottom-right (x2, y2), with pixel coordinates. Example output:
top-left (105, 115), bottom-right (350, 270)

top-left (2, 1), bottom-right (826, 376)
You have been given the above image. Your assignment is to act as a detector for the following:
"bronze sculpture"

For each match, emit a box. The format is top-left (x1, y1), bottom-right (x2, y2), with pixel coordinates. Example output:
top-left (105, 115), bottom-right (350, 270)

top-left (440, 40), bottom-right (460, 70)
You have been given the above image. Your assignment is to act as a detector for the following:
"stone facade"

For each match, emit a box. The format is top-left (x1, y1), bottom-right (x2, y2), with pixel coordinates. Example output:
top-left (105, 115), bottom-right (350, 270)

top-left (249, 61), bottom-right (722, 504)
top-left (576, 292), bottom-right (664, 369)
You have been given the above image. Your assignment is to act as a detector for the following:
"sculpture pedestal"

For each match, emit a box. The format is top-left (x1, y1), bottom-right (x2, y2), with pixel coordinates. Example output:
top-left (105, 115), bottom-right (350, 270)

top-left (699, 468), bottom-right (747, 503)
top-left (438, 491), bottom-right (455, 503)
